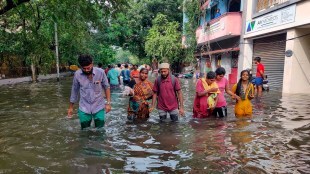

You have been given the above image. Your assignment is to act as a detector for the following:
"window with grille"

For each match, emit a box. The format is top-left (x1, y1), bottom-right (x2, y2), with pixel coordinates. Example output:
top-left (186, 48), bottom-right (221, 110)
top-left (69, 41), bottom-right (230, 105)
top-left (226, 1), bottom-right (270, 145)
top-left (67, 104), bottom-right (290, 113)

top-left (256, 0), bottom-right (289, 12)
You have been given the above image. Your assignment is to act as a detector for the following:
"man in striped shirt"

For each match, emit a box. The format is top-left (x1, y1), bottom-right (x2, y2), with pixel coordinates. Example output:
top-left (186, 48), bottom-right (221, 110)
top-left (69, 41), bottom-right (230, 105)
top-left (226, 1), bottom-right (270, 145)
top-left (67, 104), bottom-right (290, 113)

top-left (68, 54), bottom-right (111, 129)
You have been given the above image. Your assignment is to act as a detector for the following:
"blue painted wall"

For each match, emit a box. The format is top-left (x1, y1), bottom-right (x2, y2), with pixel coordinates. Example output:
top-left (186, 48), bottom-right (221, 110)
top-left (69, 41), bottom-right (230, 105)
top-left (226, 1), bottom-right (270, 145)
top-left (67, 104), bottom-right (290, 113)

top-left (200, 0), bottom-right (229, 26)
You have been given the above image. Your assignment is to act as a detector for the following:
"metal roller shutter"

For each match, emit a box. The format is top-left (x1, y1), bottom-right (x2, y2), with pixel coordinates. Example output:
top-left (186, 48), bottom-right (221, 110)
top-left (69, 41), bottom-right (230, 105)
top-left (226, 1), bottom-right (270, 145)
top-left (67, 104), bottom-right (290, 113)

top-left (252, 33), bottom-right (286, 91)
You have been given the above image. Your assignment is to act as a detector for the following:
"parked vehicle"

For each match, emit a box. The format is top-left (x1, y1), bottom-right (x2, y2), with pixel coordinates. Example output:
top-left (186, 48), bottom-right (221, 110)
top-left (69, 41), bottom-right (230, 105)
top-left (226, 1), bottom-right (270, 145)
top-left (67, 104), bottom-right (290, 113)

top-left (251, 75), bottom-right (269, 91)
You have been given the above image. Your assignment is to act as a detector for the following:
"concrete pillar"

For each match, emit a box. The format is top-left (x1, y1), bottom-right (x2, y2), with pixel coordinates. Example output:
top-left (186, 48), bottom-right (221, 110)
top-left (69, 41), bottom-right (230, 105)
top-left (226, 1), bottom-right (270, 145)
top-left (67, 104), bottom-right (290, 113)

top-left (238, 39), bottom-right (253, 76)
top-left (238, 0), bottom-right (249, 78)
top-left (283, 29), bottom-right (295, 93)
top-left (283, 28), bottom-right (310, 93)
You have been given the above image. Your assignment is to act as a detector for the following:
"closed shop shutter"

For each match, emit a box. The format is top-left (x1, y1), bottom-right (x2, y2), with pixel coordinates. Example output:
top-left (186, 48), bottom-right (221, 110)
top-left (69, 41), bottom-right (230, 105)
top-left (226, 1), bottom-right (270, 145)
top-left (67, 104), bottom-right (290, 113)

top-left (252, 33), bottom-right (286, 91)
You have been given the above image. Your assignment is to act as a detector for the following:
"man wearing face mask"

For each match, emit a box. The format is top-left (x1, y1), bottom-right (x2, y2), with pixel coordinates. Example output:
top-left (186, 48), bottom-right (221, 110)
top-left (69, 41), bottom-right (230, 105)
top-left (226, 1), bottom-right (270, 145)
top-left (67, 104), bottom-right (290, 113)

top-left (67, 54), bottom-right (111, 129)
top-left (150, 63), bottom-right (185, 122)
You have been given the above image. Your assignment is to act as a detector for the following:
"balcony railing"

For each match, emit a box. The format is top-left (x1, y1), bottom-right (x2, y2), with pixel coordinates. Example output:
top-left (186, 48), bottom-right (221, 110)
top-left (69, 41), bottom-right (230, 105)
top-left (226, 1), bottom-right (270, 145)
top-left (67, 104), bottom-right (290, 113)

top-left (256, 0), bottom-right (289, 12)
top-left (196, 12), bottom-right (242, 44)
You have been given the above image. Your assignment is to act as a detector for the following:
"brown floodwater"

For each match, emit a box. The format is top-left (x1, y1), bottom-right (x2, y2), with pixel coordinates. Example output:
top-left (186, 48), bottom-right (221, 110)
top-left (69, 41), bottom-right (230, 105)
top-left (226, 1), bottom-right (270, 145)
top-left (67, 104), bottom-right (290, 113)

top-left (0, 77), bottom-right (309, 173)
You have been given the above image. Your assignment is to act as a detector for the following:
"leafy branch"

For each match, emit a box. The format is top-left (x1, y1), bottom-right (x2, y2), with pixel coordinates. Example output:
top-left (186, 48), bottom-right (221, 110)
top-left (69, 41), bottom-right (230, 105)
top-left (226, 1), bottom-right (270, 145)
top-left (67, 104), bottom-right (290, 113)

top-left (145, 13), bottom-right (181, 63)
top-left (0, 0), bottom-right (30, 15)
top-left (183, 0), bottom-right (200, 62)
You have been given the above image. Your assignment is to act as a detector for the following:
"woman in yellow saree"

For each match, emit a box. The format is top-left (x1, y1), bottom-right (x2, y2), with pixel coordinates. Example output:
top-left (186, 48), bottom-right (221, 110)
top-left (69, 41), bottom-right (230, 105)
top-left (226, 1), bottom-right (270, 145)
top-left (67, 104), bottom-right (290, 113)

top-left (127, 68), bottom-right (153, 121)
top-left (232, 70), bottom-right (255, 118)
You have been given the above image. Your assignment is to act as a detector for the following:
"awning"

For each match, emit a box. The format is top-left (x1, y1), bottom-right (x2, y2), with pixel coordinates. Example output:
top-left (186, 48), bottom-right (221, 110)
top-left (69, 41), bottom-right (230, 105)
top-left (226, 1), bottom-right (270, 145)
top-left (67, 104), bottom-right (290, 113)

top-left (195, 47), bottom-right (240, 57)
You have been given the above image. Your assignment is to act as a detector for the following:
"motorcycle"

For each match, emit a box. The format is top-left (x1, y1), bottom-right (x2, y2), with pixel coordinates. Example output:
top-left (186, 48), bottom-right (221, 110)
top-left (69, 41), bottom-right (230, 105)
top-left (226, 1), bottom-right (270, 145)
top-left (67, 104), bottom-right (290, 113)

top-left (263, 76), bottom-right (269, 91)
top-left (173, 69), bottom-right (195, 79)
top-left (251, 75), bottom-right (269, 91)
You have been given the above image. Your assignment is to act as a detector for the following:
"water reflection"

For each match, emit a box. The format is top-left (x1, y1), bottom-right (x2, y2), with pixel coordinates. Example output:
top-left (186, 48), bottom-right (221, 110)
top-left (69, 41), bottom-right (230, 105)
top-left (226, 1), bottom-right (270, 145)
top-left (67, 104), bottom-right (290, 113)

top-left (273, 94), bottom-right (310, 130)
top-left (0, 78), bottom-right (309, 173)
top-left (231, 119), bottom-right (253, 165)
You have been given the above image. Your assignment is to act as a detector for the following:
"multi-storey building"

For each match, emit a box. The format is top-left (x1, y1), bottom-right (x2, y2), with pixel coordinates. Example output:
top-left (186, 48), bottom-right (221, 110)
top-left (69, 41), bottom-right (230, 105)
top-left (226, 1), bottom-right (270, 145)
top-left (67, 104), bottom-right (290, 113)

top-left (240, 0), bottom-right (310, 93)
top-left (194, 0), bottom-right (243, 84)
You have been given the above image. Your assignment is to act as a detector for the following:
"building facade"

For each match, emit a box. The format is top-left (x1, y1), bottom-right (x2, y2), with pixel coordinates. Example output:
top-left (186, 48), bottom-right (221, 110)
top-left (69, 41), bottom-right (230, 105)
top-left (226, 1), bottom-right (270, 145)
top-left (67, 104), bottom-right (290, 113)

top-left (240, 0), bottom-right (310, 93)
top-left (195, 0), bottom-right (243, 84)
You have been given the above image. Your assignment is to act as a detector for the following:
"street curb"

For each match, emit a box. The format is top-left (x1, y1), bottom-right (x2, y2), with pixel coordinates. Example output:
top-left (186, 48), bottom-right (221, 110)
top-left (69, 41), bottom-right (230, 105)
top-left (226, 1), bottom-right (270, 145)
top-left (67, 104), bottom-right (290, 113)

top-left (0, 72), bottom-right (71, 86)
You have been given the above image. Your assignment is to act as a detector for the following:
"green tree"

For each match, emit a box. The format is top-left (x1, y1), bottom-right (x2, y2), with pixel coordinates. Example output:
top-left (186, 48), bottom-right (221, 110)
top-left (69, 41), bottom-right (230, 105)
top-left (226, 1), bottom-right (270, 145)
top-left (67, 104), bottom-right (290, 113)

top-left (183, 0), bottom-right (200, 62)
top-left (0, 0), bottom-right (128, 81)
top-left (145, 14), bottom-right (181, 63)
top-left (121, 0), bottom-right (183, 59)
top-left (115, 48), bottom-right (131, 63)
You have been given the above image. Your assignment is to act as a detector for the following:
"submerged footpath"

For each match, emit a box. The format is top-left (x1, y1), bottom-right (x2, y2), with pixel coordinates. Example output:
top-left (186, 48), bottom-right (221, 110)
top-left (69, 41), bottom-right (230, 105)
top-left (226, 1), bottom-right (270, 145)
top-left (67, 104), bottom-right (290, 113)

top-left (0, 72), bottom-right (71, 86)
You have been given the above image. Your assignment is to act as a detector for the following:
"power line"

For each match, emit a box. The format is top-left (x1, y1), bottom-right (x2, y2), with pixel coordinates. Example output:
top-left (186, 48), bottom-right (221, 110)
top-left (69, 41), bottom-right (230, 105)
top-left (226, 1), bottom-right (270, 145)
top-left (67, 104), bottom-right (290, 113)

top-left (196, 32), bottom-right (310, 62)
top-left (215, 41), bottom-right (223, 50)
top-left (287, 32), bottom-right (310, 41)
top-left (200, 32), bottom-right (310, 53)
top-left (293, 52), bottom-right (310, 85)
top-left (239, 32), bottom-right (310, 45)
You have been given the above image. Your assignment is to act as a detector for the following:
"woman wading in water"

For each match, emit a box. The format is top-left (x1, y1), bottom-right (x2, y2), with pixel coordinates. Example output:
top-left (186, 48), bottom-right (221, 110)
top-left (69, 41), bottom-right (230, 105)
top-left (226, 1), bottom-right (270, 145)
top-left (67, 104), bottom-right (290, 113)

top-left (127, 68), bottom-right (153, 121)
top-left (232, 70), bottom-right (255, 118)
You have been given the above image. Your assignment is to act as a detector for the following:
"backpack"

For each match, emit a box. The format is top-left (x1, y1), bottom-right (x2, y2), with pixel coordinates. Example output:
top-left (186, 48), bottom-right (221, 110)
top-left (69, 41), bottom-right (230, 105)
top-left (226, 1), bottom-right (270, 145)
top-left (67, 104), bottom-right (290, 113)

top-left (156, 74), bottom-right (177, 95)
top-left (156, 75), bottom-right (180, 107)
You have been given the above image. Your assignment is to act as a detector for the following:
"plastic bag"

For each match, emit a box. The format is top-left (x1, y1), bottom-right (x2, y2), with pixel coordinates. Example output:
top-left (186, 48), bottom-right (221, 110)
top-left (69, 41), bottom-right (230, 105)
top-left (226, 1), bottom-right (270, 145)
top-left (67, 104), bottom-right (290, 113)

top-left (123, 86), bottom-right (134, 96)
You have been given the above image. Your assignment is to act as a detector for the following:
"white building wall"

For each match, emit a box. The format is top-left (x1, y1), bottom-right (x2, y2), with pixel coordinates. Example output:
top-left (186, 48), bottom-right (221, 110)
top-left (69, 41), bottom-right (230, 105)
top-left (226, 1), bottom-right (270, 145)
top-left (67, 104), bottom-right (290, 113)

top-left (208, 54), bottom-right (232, 80)
top-left (221, 54), bottom-right (232, 79)
top-left (238, 39), bottom-right (253, 76)
top-left (240, 0), bottom-right (310, 93)
top-left (244, 1), bottom-right (310, 39)
top-left (245, 0), bottom-right (254, 21)
top-left (282, 29), bottom-right (294, 93)
top-left (211, 55), bottom-right (217, 72)
top-left (200, 58), bottom-right (207, 76)
top-left (283, 28), bottom-right (310, 93)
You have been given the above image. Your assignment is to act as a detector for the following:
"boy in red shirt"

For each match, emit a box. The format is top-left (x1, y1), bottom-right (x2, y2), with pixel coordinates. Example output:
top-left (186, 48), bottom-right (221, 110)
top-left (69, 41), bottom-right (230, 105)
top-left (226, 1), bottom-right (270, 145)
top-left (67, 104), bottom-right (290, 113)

top-left (254, 57), bottom-right (265, 98)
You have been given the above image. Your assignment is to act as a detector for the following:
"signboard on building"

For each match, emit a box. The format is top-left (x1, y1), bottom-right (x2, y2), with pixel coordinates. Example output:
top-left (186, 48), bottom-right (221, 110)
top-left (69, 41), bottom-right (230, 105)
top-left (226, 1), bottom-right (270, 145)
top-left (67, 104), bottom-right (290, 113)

top-left (204, 20), bottom-right (225, 35)
top-left (245, 4), bottom-right (296, 33)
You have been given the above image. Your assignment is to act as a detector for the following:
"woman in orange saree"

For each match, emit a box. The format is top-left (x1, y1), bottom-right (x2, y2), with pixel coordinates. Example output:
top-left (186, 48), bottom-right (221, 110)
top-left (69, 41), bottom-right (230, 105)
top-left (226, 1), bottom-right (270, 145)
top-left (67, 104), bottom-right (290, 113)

top-left (127, 68), bottom-right (153, 121)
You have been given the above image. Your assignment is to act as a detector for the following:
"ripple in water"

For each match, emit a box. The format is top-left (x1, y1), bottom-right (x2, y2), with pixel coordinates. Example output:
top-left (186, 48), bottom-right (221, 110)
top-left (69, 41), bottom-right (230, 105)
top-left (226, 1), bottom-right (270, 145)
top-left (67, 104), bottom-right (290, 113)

top-left (0, 77), bottom-right (309, 173)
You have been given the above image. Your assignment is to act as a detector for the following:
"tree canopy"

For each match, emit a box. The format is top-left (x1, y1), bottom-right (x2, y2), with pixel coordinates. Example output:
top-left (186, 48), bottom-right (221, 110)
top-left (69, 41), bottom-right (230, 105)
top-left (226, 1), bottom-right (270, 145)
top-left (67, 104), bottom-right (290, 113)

top-left (145, 14), bottom-right (181, 63)
top-left (0, 0), bottom-right (194, 79)
top-left (182, 0), bottom-right (200, 62)
top-left (0, 0), bottom-right (128, 77)
top-left (117, 0), bottom-right (183, 59)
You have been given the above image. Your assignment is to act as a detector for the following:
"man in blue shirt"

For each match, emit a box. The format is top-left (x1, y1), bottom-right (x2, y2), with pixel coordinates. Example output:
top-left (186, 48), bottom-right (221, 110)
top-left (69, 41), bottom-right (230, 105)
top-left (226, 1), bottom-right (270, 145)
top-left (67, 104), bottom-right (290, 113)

top-left (68, 54), bottom-right (111, 129)
top-left (214, 9), bottom-right (221, 19)
top-left (107, 65), bottom-right (120, 88)
top-left (121, 64), bottom-right (131, 86)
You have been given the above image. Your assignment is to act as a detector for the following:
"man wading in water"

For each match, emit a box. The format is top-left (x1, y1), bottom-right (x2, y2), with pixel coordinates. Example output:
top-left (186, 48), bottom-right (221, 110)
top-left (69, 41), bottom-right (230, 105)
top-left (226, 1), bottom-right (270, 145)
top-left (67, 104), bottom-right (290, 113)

top-left (150, 63), bottom-right (185, 122)
top-left (67, 54), bottom-right (111, 129)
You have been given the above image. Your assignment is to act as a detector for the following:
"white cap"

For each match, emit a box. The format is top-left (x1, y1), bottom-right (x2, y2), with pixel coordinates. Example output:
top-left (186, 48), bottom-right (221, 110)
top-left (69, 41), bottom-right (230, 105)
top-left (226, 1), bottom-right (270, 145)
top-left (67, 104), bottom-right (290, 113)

top-left (158, 63), bottom-right (170, 69)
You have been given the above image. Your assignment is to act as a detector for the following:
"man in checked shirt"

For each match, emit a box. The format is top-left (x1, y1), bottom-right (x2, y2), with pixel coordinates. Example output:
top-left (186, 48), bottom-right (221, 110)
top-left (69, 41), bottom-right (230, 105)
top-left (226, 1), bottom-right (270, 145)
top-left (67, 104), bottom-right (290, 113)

top-left (67, 54), bottom-right (111, 129)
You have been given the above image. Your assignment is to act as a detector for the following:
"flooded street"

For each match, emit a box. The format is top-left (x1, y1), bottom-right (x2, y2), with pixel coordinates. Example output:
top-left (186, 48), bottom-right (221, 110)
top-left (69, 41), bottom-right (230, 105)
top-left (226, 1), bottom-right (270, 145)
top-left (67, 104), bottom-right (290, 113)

top-left (0, 77), bottom-right (309, 173)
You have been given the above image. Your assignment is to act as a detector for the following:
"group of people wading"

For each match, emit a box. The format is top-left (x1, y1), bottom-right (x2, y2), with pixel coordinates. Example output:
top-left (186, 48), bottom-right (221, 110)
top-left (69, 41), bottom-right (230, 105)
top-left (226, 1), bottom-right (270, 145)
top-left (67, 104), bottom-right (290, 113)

top-left (68, 54), bottom-right (263, 130)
